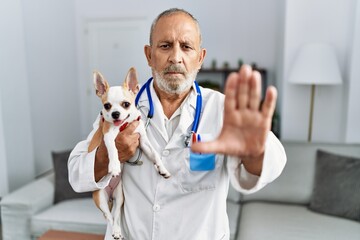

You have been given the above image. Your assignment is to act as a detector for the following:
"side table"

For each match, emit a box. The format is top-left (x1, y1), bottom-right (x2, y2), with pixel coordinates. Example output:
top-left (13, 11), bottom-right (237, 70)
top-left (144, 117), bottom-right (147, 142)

top-left (38, 230), bottom-right (104, 240)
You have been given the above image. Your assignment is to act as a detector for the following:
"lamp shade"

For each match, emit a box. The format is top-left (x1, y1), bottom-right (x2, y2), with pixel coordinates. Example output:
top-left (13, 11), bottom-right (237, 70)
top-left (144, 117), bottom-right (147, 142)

top-left (289, 44), bottom-right (342, 85)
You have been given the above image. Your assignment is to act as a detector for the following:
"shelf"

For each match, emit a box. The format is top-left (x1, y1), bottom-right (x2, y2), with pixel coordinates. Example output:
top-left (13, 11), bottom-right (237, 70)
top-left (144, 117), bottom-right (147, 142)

top-left (198, 67), bottom-right (267, 97)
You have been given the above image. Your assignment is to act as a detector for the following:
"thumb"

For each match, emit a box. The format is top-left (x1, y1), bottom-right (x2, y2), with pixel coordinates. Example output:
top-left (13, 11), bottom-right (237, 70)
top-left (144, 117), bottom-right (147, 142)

top-left (191, 140), bottom-right (223, 154)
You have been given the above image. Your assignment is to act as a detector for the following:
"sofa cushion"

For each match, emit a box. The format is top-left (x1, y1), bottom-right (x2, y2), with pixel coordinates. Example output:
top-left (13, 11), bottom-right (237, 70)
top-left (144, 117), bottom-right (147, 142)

top-left (309, 150), bottom-right (360, 221)
top-left (52, 150), bottom-right (92, 203)
top-left (31, 198), bottom-right (106, 238)
top-left (237, 202), bottom-right (360, 240)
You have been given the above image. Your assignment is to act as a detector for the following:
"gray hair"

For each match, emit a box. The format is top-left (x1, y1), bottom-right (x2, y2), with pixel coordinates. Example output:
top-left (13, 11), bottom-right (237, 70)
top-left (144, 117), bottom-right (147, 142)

top-left (149, 8), bottom-right (202, 46)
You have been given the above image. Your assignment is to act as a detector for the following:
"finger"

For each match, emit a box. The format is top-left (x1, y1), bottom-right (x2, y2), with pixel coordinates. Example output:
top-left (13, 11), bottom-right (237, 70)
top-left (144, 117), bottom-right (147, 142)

top-left (133, 132), bottom-right (140, 141)
top-left (224, 73), bottom-right (238, 113)
top-left (128, 135), bottom-right (140, 149)
top-left (191, 140), bottom-right (224, 154)
top-left (249, 70), bottom-right (262, 110)
top-left (261, 86), bottom-right (278, 119)
top-left (238, 65), bottom-right (252, 109)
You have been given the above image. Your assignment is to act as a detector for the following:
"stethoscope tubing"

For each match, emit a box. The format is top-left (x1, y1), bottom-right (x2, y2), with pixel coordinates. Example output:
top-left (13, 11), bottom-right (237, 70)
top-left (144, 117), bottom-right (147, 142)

top-left (128, 77), bottom-right (202, 166)
top-left (135, 77), bottom-right (202, 135)
top-left (193, 80), bottom-right (202, 133)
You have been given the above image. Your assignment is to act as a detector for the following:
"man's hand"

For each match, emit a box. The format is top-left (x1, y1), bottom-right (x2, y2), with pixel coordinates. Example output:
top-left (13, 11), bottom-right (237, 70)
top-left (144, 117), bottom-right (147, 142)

top-left (115, 121), bottom-right (141, 163)
top-left (191, 64), bottom-right (277, 176)
top-left (94, 121), bottom-right (140, 181)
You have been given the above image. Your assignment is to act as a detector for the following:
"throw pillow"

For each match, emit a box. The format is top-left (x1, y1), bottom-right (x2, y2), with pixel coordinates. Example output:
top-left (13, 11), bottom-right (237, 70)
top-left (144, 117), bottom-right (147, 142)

top-left (309, 149), bottom-right (360, 221)
top-left (52, 150), bottom-right (92, 203)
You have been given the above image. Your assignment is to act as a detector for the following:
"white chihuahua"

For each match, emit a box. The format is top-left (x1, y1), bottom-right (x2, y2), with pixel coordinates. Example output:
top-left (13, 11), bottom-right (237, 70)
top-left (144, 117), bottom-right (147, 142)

top-left (88, 67), bottom-right (171, 239)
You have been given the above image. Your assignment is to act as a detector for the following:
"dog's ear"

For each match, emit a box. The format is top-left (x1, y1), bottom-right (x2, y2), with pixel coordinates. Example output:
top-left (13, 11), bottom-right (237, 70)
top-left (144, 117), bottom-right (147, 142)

top-left (124, 67), bottom-right (140, 94)
top-left (93, 71), bottom-right (109, 97)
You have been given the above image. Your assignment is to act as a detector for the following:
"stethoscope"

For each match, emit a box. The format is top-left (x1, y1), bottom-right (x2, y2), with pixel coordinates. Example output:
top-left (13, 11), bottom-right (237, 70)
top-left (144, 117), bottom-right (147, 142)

top-left (127, 77), bottom-right (202, 166)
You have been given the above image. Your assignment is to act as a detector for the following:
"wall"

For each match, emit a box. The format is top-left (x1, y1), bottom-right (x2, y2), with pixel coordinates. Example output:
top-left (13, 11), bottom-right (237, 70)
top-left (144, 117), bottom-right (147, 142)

top-left (20, 0), bottom-right (81, 176)
top-left (0, 0), bottom-right (35, 191)
top-left (346, 0), bottom-right (360, 143)
top-left (281, 0), bottom-right (357, 143)
top-left (0, 95), bottom-right (9, 196)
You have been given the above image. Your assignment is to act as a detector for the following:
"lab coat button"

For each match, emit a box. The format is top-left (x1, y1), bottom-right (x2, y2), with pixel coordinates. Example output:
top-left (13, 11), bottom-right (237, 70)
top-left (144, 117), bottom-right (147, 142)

top-left (153, 204), bottom-right (161, 212)
top-left (162, 150), bottom-right (170, 156)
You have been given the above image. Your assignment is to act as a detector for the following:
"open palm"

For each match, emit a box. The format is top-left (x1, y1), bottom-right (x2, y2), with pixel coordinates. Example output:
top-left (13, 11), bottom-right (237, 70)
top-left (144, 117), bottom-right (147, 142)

top-left (192, 65), bottom-right (277, 159)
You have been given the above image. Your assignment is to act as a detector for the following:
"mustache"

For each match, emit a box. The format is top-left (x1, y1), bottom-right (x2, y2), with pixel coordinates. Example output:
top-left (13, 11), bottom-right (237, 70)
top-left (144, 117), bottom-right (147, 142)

top-left (163, 65), bottom-right (186, 74)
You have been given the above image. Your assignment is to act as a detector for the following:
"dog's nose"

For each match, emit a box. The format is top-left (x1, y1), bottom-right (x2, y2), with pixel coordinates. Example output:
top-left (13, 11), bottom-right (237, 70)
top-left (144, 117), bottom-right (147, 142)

top-left (112, 111), bottom-right (120, 119)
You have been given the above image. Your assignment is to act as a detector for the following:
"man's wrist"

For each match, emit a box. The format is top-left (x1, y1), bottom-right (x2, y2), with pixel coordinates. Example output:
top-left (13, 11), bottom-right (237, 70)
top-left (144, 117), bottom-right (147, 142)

top-left (241, 152), bottom-right (264, 176)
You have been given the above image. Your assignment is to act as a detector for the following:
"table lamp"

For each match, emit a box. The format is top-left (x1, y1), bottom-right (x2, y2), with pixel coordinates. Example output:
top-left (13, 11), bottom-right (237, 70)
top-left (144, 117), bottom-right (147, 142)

top-left (289, 43), bottom-right (342, 142)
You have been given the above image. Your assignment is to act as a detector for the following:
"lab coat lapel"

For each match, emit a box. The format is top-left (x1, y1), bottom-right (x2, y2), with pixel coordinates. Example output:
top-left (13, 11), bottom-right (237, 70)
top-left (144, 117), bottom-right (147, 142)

top-left (144, 81), bottom-right (169, 142)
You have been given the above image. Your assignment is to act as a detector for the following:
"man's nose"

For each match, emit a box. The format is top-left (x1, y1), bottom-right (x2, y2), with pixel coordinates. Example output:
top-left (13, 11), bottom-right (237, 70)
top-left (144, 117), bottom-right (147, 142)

top-left (168, 46), bottom-right (183, 64)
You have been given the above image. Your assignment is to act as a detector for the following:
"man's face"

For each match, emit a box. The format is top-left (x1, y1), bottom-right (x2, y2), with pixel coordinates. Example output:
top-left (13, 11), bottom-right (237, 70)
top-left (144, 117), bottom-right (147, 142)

top-left (144, 13), bottom-right (206, 94)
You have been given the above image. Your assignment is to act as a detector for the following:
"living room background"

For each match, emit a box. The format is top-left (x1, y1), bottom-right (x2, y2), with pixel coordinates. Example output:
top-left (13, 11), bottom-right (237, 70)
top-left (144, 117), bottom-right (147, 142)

top-left (1, 0), bottom-right (359, 196)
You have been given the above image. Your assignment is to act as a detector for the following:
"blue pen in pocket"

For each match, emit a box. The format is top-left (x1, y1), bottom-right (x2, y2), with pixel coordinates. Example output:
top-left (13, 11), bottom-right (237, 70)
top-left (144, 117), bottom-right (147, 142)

top-left (189, 133), bottom-right (216, 171)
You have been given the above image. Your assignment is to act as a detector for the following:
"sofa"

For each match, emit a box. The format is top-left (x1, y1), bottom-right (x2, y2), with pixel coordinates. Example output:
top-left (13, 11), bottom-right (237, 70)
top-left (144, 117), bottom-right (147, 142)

top-left (1, 141), bottom-right (359, 240)
top-left (236, 141), bottom-right (360, 240)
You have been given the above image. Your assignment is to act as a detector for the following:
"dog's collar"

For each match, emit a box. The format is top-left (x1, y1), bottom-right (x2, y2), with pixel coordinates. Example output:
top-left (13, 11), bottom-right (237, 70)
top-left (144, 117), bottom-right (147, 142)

top-left (119, 122), bottom-right (128, 132)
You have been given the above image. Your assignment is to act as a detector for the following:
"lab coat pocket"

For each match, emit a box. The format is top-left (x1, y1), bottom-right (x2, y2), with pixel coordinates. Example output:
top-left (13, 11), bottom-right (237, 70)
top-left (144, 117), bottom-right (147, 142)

top-left (179, 134), bottom-right (221, 193)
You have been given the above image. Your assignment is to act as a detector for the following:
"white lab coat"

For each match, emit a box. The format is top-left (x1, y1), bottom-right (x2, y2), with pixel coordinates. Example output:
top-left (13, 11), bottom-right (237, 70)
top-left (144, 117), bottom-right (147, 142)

top-left (68, 81), bottom-right (286, 240)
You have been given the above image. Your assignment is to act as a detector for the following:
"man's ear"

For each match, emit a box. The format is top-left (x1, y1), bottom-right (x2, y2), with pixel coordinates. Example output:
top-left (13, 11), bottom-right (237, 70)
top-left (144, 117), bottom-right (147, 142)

top-left (124, 67), bottom-right (140, 94)
top-left (93, 71), bottom-right (109, 97)
top-left (197, 48), bottom-right (207, 70)
top-left (144, 45), bottom-right (152, 67)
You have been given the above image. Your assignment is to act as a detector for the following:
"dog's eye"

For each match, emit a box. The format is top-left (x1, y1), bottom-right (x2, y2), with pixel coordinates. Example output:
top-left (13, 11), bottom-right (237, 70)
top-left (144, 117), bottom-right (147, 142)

top-left (122, 101), bottom-right (131, 109)
top-left (104, 103), bottom-right (112, 110)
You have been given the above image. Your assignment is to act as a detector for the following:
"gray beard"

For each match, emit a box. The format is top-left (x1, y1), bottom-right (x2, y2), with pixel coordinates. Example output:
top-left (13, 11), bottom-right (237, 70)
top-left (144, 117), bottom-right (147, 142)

top-left (153, 69), bottom-right (198, 95)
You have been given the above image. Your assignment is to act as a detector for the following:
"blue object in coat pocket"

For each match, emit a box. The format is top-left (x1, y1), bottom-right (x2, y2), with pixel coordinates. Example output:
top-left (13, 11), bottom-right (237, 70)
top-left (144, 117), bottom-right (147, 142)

top-left (189, 151), bottom-right (216, 171)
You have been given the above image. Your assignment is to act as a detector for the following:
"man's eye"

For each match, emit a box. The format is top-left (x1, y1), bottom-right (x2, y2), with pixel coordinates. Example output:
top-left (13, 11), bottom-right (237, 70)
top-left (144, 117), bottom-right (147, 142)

top-left (160, 44), bottom-right (170, 49)
top-left (182, 45), bottom-right (192, 50)
top-left (104, 103), bottom-right (111, 110)
top-left (122, 101), bottom-right (131, 109)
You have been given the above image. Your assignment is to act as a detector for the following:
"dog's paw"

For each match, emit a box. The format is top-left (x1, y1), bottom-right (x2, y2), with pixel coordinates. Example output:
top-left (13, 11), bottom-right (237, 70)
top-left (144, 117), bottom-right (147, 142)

top-left (112, 234), bottom-right (124, 240)
top-left (154, 164), bottom-right (171, 179)
top-left (112, 227), bottom-right (123, 240)
top-left (112, 233), bottom-right (124, 240)
top-left (108, 160), bottom-right (121, 177)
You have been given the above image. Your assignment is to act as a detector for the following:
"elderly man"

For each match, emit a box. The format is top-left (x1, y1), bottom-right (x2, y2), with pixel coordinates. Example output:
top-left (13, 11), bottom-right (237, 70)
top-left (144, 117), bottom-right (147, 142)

top-left (68, 8), bottom-right (286, 240)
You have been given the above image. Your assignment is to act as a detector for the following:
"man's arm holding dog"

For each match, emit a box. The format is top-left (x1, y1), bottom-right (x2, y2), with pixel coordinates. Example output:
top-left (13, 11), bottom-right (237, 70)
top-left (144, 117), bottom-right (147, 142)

top-left (94, 121), bottom-right (140, 181)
